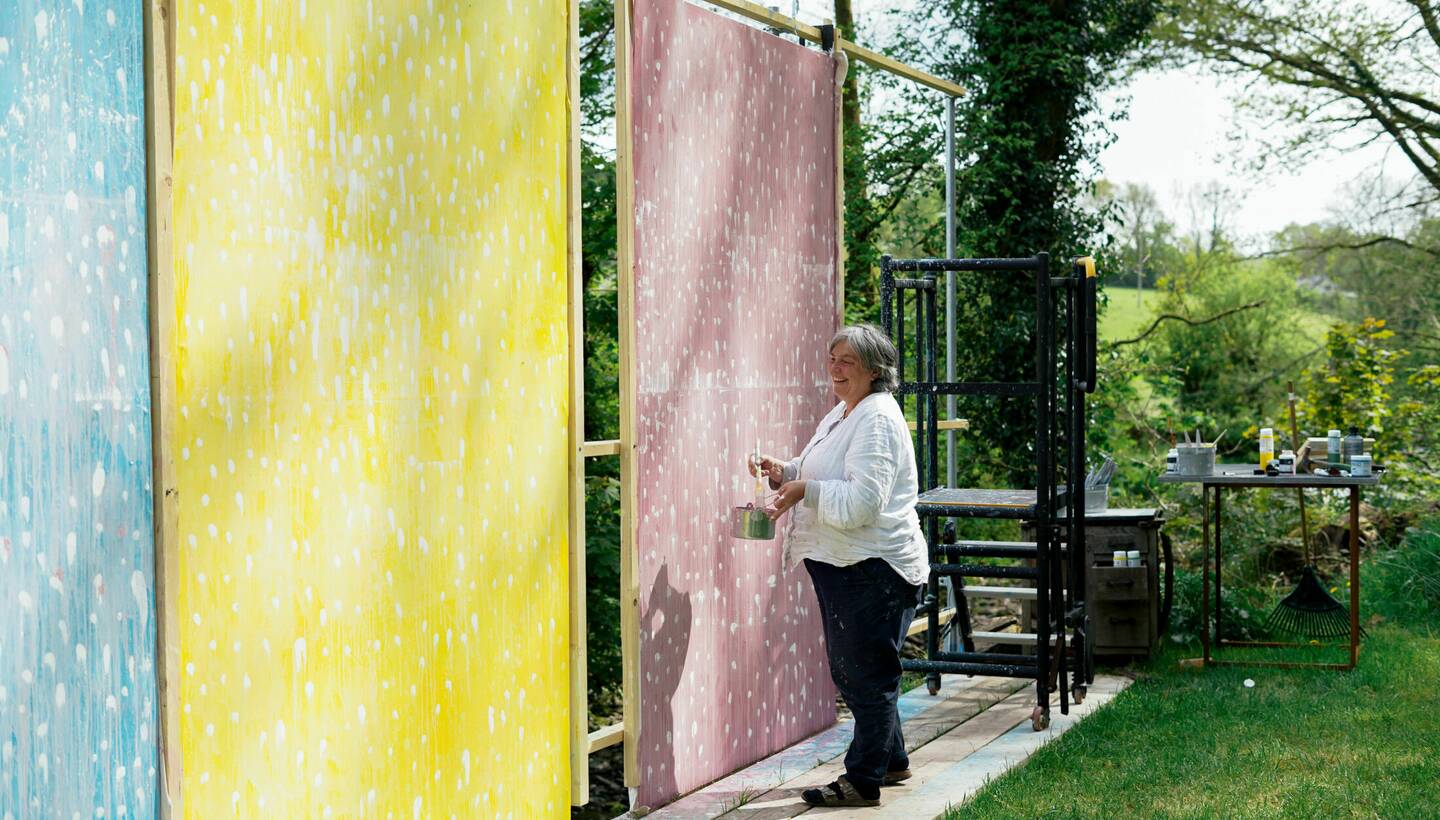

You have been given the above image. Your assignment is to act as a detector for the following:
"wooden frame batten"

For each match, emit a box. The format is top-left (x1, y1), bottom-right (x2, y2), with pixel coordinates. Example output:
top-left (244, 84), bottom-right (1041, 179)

top-left (143, 0), bottom-right (181, 815)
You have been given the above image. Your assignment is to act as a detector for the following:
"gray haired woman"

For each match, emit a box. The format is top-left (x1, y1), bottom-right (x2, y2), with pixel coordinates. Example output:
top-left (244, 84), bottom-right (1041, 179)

top-left (749, 323), bottom-right (928, 808)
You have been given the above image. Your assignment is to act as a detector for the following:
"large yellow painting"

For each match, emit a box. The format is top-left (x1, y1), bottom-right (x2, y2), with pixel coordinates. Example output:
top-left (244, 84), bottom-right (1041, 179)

top-left (172, 1), bottom-right (571, 813)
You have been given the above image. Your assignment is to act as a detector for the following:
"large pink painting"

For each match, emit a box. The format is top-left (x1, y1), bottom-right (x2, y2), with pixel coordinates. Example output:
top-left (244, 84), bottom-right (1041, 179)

top-left (629, 0), bottom-right (842, 807)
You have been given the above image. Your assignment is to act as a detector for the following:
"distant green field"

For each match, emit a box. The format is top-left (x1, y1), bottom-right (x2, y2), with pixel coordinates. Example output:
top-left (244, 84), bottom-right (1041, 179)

top-left (1099, 285), bottom-right (1160, 342)
top-left (1100, 284), bottom-right (1336, 346)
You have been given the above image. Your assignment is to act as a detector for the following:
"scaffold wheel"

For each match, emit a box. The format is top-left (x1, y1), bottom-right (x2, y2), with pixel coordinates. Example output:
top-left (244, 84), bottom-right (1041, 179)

top-left (1030, 705), bottom-right (1050, 731)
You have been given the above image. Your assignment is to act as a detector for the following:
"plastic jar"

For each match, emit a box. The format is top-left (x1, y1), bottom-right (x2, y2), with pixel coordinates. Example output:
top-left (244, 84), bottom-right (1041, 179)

top-left (1350, 454), bottom-right (1372, 477)
top-left (1275, 450), bottom-right (1296, 474)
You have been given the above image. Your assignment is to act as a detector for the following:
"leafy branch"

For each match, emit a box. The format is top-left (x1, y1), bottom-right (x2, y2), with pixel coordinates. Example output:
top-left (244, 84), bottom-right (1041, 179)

top-left (1110, 299), bottom-right (1267, 347)
top-left (1248, 234), bottom-right (1440, 260)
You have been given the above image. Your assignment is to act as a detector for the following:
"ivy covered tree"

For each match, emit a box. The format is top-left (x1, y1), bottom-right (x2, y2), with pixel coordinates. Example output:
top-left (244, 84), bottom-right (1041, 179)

top-left (909, 0), bottom-right (1160, 482)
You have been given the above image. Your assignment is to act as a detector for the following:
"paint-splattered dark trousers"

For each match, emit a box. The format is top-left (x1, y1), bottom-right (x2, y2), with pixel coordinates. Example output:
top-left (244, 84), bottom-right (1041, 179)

top-left (805, 557), bottom-right (921, 792)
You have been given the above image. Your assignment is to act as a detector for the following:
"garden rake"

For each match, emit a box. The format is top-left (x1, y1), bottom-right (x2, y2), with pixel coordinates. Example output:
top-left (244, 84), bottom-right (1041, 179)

top-left (1263, 383), bottom-right (1364, 639)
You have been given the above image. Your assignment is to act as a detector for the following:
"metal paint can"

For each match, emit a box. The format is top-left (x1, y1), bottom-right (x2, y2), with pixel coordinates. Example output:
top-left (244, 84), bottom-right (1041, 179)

top-left (1343, 427), bottom-right (1365, 465)
top-left (1176, 444), bottom-right (1216, 476)
top-left (1349, 454), bottom-right (1372, 477)
top-left (731, 506), bottom-right (776, 540)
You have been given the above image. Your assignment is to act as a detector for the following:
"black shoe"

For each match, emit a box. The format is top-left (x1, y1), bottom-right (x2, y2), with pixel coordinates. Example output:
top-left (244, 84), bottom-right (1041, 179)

top-left (801, 774), bottom-right (882, 807)
top-left (882, 768), bottom-right (912, 785)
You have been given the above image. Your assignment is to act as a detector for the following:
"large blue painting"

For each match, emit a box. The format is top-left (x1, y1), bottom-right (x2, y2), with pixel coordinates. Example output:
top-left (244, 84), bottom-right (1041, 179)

top-left (0, 2), bottom-right (159, 816)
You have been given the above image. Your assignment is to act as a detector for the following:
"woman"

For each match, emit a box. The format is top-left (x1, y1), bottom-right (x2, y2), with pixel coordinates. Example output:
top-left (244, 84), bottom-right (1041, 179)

top-left (750, 323), bottom-right (929, 808)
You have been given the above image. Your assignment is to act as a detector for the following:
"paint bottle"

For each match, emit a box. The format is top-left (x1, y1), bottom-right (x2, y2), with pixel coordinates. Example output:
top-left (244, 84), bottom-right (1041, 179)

top-left (1276, 450), bottom-right (1295, 475)
top-left (1166, 448), bottom-right (1178, 474)
top-left (1259, 427), bottom-right (1275, 471)
top-left (1327, 429), bottom-right (1343, 469)
top-left (1126, 549), bottom-right (1141, 567)
top-left (1343, 427), bottom-right (1365, 465)
top-left (1112, 549), bottom-right (1126, 567)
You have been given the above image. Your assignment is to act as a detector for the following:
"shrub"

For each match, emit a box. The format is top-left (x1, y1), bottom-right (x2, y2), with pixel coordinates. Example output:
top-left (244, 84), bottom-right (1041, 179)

top-left (1164, 567), bottom-right (1265, 645)
top-left (1368, 521), bottom-right (1440, 628)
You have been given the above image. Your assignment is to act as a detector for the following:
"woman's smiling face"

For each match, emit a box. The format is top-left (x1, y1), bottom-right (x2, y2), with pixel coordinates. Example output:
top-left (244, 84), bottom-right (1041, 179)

top-left (829, 339), bottom-right (876, 408)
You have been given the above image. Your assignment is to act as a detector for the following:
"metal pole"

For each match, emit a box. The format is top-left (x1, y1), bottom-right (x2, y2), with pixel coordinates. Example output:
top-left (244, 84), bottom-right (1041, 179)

top-left (944, 96), bottom-right (957, 488)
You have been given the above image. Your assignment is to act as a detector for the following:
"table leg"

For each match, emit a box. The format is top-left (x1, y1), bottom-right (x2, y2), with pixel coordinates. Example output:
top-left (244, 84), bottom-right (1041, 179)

top-left (1350, 486), bottom-right (1361, 668)
top-left (1215, 485), bottom-right (1224, 649)
top-left (1201, 484), bottom-right (1210, 665)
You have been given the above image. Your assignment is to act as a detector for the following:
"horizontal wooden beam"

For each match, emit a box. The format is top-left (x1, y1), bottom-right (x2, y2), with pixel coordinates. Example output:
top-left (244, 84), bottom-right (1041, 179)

top-left (701, 0), bottom-right (965, 97)
top-left (840, 39), bottom-right (965, 97)
top-left (960, 585), bottom-right (1037, 601)
top-left (581, 439), bottom-right (622, 457)
top-left (907, 607), bottom-right (958, 638)
top-left (907, 418), bottom-right (970, 432)
top-left (587, 721), bottom-right (624, 754)
top-left (706, 0), bottom-right (822, 39)
top-left (971, 630), bottom-right (1057, 645)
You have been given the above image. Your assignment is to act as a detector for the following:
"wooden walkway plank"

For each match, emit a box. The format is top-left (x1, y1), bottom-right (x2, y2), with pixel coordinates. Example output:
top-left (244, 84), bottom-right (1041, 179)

top-left (638, 674), bottom-right (1020, 819)
top-left (812, 691), bottom-right (1038, 819)
top-left (861, 675), bottom-right (1131, 818)
top-left (696, 678), bottom-right (1025, 820)
top-left (706, 674), bottom-right (1129, 819)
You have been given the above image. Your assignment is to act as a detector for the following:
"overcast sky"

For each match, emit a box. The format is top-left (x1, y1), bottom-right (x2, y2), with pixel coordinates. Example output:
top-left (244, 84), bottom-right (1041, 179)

top-left (1097, 66), bottom-right (1398, 242)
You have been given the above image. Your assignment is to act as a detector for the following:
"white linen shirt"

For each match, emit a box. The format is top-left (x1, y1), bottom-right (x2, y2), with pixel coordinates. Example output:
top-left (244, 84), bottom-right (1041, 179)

top-left (780, 391), bottom-right (929, 586)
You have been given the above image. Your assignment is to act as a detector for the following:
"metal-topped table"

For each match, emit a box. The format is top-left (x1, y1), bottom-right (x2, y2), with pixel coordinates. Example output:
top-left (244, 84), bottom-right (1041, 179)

top-left (1160, 465), bottom-right (1378, 670)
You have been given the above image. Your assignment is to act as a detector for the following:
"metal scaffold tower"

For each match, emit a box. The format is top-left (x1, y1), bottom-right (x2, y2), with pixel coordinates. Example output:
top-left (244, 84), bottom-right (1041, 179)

top-left (882, 252), bottom-right (1099, 729)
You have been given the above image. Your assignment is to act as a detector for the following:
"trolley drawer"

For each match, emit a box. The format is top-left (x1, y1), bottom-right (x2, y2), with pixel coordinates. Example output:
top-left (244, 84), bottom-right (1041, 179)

top-left (1090, 565), bottom-right (1149, 602)
top-left (1093, 601), bottom-right (1150, 648)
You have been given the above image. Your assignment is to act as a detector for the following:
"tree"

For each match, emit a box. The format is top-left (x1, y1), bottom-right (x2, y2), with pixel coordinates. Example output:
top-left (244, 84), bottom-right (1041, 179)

top-left (1105, 181), bottom-right (1179, 298)
top-left (578, 0), bottom-right (624, 708)
top-left (1159, 0), bottom-right (1439, 204)
top-left (1160, 2), bottom-right (1440, 401)
top-left (907, 0), bottom-right (1159, 481)
top-left (833, 0), bottom-right (883, 325)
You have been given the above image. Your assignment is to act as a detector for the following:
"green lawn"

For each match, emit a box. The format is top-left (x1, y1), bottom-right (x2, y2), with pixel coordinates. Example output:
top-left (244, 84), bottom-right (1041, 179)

top-left (1100, 285), bottom-right (1161, 343)
top-left (948, 535), bottom-right (1440, 818)
top-left (1099, 284), bottom-right (1335, 346)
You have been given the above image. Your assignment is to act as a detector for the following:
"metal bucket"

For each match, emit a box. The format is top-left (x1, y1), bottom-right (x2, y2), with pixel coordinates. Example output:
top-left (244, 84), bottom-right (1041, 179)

top-left (1084, 486), bottom-right (1108, 514)
top-left (731, 506), bottom-right (775, 540)
top-left (1176, 444), bottom-right (1215, 476)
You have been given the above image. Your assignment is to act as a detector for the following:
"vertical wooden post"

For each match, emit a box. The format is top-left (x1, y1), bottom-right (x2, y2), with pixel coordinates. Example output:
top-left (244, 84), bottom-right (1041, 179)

top-left (614, 0), bottom-right (643, 793)
top-left (566, 0), bottom-right (590, 804)
top-left (143, 0), bottom-right (181, 815)
top-left (832, 36), bottom-right (847, 326)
